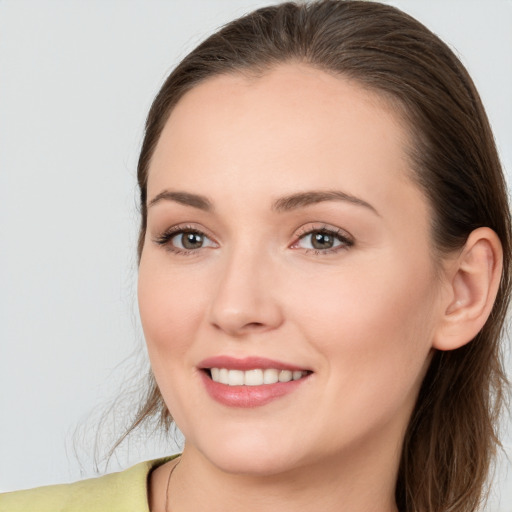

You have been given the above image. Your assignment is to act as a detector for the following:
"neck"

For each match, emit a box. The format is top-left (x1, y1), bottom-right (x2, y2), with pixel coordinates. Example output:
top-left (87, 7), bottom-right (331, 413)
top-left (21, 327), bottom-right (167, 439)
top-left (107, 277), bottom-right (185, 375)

top-left (150, 437), bottom-right (401, 512)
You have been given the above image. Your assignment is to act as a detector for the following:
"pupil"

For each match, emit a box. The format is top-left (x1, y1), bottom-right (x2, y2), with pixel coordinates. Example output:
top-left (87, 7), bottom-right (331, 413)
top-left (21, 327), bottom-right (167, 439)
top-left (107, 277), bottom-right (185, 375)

top-left (312, 232), bottom-right (333, 249)
top-left (182, 232), bottom-right (203, 249)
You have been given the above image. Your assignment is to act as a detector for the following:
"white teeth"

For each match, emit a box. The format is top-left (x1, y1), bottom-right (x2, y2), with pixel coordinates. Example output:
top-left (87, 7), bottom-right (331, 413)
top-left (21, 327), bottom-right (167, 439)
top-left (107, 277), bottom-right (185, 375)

top-left (278, 370), bottom-right (292, 382)
top-left (244, 369), bottom-right (263, 386)
top-left (263, 368), bottom-right (279, 384)
top-left (228, 369), bottom-right (244, 386)
top-left (219, 368), bottom-right (229, 384)
top-left (210, 368), bottom-right (308, 386)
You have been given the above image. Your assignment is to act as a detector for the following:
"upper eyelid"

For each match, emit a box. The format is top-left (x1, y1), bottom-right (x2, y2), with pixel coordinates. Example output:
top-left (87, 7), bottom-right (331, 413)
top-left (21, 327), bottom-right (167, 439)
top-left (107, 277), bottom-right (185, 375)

top-left (152, 225), bottom-right (218, 255)
top-left (294, 223), bottom-right (354, 240)
top-left (151, 224), bottom-right (216, 250)
top-left (156, 223), bottom-right (217, 240)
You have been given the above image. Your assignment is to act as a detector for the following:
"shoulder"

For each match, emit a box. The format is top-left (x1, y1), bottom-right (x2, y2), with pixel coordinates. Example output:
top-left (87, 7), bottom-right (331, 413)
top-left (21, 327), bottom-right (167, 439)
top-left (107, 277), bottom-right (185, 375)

top-left (0, 456), bottom-right (177, 512)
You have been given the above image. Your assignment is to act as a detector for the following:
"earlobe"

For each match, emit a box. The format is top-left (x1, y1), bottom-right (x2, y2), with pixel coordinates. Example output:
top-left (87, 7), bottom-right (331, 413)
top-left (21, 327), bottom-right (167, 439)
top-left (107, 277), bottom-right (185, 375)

top-left (433, 227), bottom-right (503, 351)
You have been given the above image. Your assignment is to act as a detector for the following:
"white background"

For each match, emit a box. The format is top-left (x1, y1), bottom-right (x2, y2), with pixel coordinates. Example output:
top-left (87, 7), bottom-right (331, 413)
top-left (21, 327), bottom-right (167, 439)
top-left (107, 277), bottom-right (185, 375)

top-left (1, 0), bottom-right (511, 509)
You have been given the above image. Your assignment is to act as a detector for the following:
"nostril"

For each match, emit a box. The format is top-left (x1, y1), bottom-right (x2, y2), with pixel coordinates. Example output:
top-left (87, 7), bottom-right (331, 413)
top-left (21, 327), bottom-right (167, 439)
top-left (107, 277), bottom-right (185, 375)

top-left (211, 321), bottom-right (266, 336)
top-left (246, 322), bottom-right (264, 329)
top-left (209, 300), bottom-right (284, 335)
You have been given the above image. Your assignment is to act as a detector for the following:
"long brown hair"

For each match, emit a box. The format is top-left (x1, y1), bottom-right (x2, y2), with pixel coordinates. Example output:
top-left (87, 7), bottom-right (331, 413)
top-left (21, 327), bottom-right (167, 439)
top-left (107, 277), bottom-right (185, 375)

top-left (125, 2), bottom-right (511, 510)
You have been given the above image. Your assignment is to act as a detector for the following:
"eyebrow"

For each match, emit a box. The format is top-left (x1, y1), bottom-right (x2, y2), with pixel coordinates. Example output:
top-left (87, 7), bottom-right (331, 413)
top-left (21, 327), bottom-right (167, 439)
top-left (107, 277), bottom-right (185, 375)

top-left (272, 190), bottom-right (379, 215)
top-left (148, 189), bottom-right (378, 216)
top-left (148, 190), bottom-right (213, 211)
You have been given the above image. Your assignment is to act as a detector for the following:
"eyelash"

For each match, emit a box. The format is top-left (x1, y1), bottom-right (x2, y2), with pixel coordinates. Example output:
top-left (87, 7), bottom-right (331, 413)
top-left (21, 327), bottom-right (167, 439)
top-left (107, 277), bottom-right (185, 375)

top-left (292, 224), bottom-right (354, 255)
top-left (153, 224), bottom-right (354, 256)
top-left (153, 225), bottom-right (214, 256)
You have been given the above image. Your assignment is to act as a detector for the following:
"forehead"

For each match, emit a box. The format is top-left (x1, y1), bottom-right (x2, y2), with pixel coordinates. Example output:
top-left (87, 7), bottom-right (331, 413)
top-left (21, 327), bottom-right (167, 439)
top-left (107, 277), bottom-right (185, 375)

top-left (148, 63), bottom-right (428, 227)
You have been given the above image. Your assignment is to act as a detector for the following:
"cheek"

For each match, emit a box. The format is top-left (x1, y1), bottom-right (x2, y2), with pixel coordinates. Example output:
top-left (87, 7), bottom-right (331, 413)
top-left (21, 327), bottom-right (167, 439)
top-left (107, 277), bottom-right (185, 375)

top-left (137, 253), bottom-right (208, 369)
top-left (288, 254), bottom-right (438, 411)
top-left (292, 253), bottom-right (436, 342)
top-left (137, 254), bottom-right (212, 428)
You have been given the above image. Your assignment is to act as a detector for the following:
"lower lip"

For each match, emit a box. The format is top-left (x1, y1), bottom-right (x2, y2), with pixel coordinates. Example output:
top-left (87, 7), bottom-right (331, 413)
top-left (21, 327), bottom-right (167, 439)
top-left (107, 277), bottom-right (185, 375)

top-left (200, 371), bottom-right (309, 408)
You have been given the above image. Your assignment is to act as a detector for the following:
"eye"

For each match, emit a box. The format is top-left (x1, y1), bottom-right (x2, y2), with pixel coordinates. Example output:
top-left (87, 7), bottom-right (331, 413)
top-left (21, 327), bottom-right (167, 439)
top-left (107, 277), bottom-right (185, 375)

top-left (292, 226), bottom-right (354, 254)
top-left (154, 226), bottom-right (217, 254)
top-left (172, 231), bottom-right (210, 250)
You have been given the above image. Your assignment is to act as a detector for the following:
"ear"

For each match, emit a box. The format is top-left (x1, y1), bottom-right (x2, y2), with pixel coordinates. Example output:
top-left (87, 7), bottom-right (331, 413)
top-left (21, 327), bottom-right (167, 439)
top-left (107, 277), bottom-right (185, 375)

top-left (433, 227), bottom-right (503, 351)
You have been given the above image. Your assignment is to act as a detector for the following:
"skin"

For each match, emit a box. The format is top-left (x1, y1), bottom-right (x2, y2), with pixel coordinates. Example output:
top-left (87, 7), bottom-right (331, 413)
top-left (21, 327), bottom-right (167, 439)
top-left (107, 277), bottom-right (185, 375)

top-left (138, 64), bottom-right (500, 511)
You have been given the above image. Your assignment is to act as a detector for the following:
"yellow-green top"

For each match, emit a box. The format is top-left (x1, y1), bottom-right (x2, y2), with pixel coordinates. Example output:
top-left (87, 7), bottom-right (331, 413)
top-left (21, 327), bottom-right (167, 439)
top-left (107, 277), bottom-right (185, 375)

top-left (0, 456), bottom-right (175, 512)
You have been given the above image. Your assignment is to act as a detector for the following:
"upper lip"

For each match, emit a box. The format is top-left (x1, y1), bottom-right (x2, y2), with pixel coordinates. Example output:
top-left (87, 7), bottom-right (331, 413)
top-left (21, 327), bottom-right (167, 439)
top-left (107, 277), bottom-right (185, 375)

top-left (198, 356), bottom-right (311, 372)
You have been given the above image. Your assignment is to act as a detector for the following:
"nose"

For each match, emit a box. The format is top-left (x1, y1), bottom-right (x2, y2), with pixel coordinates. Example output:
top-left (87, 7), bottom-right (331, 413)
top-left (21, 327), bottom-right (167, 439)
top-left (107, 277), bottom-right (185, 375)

top-left (207, 246), bottom-right (284, 337)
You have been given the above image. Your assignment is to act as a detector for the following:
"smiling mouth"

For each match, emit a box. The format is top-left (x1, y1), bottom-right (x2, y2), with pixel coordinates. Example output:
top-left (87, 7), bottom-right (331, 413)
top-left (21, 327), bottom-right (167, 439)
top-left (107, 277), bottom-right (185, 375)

top-left (205, 368), bottom-right (312, 386)
top-left (199, 358), bottom-right (313, 407)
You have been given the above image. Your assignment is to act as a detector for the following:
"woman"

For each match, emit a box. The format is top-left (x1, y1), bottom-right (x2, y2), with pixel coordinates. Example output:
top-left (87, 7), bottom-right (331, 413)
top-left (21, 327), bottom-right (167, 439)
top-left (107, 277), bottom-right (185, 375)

top-left (1, 1), bottom-right (510, 511)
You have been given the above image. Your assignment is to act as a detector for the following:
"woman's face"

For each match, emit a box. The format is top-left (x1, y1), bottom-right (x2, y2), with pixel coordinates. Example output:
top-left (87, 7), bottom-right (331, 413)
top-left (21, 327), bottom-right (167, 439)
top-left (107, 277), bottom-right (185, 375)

top-left (138, 64), bottom-right (447, 475)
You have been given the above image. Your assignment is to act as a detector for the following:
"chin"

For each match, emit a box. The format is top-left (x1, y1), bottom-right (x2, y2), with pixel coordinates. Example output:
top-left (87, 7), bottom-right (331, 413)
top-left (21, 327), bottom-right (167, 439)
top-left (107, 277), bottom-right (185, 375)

top-left (186, 428), bottom-right (307, 477)
top-left (207, 449), bottom-right (300, 477)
